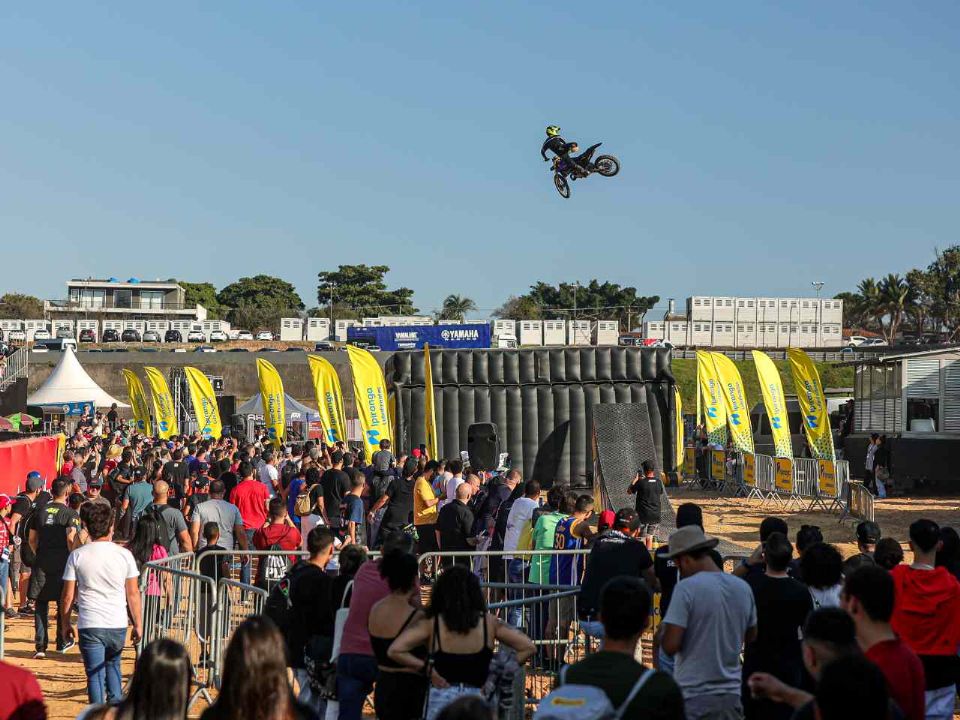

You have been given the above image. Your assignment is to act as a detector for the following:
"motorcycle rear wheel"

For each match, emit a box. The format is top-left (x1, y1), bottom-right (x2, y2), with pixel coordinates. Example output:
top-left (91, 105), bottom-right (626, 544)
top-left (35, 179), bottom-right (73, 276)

top-left (554, 173), bottom-right (570, 198)
top-left (595, 155), bottom-right (620, 177)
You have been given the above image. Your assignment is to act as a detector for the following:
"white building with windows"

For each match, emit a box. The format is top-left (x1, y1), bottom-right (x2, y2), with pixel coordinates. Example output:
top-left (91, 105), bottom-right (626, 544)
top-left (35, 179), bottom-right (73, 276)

top-left (45, 278), bottom-right (206, 325)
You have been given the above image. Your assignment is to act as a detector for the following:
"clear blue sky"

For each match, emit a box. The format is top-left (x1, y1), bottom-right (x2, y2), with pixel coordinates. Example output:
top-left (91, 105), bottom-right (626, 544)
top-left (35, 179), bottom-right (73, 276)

top-left (2, 2), bottom-right (957, 316)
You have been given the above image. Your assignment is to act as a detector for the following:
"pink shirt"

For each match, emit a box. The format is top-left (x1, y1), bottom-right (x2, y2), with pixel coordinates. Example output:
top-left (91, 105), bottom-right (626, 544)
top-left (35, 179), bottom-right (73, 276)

top-left (339, 560), bottom-right (391, 657)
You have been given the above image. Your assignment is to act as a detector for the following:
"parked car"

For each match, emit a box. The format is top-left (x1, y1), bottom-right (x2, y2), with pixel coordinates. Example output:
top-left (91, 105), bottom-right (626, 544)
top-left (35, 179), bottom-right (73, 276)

top-left (193, 345), bottom-right (217, 353)
top-left (33, 329), bottom-right (51, 341)
top-left (209, 330), bottom-right (228, 342)
top-left (228, 348), bottom-right (249, 352)
top-left (102, 329), bottom-right (120, 343)
top-left (164, 329), bottom-right (183, 343)
top-left (846, 336), bottom-right (868, 347)
top-left (187, 330), bottom-right (206, 343)
top-left (256, 330), bottom-right (275, 341)
top-left (8, 329), bottom-right (27, 342)
top-left (285, 347), bottom-right (305, 352)
top-left (55, 327), bottom-right (75, 339)
top-left (78, 329), bottom-right (96, 343)
top-left (121, 329), bottom-right (142, 342)
top-left (257, 347), bottom-right (279, 352)
top-left (35, 338), bottom-right (78, 352)
top-left (314, 341), bottom-right (334, 351)
top-left (861, 338), bottom-right (888, 347)
top-left (142, 330), bottom-right (161, 343)
top-left (237, 330), bottom-right (254, 341)
top-left (32, 345), bottom-right (49, 353)
top-left (171, 348), bottom-right (187, 353)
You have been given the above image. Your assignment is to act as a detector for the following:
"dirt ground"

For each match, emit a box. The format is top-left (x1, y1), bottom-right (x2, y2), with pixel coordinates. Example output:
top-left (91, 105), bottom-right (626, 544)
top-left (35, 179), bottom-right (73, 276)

top-left (3, 491), bottom-right (959, 719)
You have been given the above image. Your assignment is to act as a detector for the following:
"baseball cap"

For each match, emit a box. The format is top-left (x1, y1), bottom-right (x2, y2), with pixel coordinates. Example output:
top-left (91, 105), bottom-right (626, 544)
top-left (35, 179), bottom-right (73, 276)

top-left (597, 510), bottom-right (616, 532)
top-left (0, 495), bottom-right (12, 511)
top-left (88, 478), bottom-right (103, 489)
top-left (197, 461), bottom-right (210, 474)
top-left (411, 448), bottom-right (422, 458)
top-left (614, 507), bottom-right (641, 532)
top-left (26, 471), bottom-right (44, 492)
top-left (856, 521), bottom-right (881, 545)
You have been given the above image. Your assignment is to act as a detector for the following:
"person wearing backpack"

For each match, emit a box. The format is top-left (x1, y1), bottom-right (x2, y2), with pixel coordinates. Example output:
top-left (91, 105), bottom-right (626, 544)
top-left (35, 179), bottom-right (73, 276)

top-left (145, 481), bottom-right (193, 556)
top-left (538, 576), bottom-right (684, 720)
top-left (252, 498), bottom-right (302, 590)
top-left (8, 472), bottom-right (51, 617)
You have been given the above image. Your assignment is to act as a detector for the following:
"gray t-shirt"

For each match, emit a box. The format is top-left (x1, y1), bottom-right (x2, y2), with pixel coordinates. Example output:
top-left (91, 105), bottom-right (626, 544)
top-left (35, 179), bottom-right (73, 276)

top-left (150, 503), bottom-right (189, 556)
top-left (662, 570), bottom-right (757, 699)
top-left (372, 449), bottom-right (395, 473)
top-left (192, 499), bottom-right (243, 551)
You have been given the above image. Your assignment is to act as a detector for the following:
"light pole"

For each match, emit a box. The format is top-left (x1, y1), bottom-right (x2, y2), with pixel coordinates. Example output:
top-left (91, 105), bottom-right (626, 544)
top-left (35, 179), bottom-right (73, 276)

top-left (812, 281), bottom-right (824, 345)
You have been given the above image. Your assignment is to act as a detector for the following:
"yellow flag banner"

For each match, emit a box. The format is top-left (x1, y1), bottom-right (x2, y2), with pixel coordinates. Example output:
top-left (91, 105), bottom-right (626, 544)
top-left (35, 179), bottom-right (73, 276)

top-left (256, 359), bottom-right (286, 446)
top-left (144, 366), bottom-right (178, 439)
top-left (346, 345), bottom-right (393, 457)
top-left (787, 348), bottom-right (835, 461)
top-left (696, 350), bottom-right (727, 445)
top-left (743, 452), bottom-right (756, 488)
top-left (122, 369), bottom-right (153, 436)
top-left (710, 353), bottom-right (754, 453)
top-left (183, 367), bottom-right (222, 439)
top-left (424, 344), bottom-right (439, 460)
top-left (308, 355), bottom-right (347, 445)
top-left (751, 351), bottom-right (793, 458)
top-left (673, 386), bottom-right (684, 471)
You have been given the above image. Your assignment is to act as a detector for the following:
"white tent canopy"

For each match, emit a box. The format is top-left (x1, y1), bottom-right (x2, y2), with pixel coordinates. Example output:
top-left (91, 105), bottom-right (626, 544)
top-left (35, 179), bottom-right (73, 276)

top-left (26, 347), bottom-right (128, 409)
top-left (237, 393), bottom-right (319, 422)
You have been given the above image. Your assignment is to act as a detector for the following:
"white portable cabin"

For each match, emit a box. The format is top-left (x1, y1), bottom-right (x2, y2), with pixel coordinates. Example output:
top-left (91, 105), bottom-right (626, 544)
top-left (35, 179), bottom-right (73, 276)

top-left (51, 319), bottom-right (75, 336)
top-left (821, 299), bottom-right (843, 325)
top-left (0, 319), bottom-right (23, 333)
top-left (735, 322), bottom-right (758, 348)
top-left (306, 318), bottom-right (331, 341)
top-left (642, 321), bottom-right (665, 341)
top-left (593, 320), bottom-right (619, 345)
top-left (493, 320), bottom-right (516, 338)
top-left (756, 323), bottom-right (778, 349)
top-left (23, 319), bottom-right (49, 341)
top-left (712, 297), bottom-right (736, 322)
top-left (145, 320), bottom-right (170, 336)
top-left (122, 320), bottom-right (147, 334)
top-left (735, 298), bottom-right (758, 323)
top-left (665, 320), bottom-right (690, 346)
top-left (169, 320), bottom-right (193, 335)
top-left (201, 320), bottom-right (231, 334)
top-left (335, 319), bottom-right (358, 342)
top-left (518, 320), bottom-right (543, 346)
top-left (712, 321), bottom-right (735, 347)
top-left (102, 320), bottom-right (124, 334)
top-left (76, 320), bottom-right (99, 341)
top-left (688, 297), bottom-right (714, 322)
top-left (543, 320), bottom-right (565, 345)
top-left (689, 321), bottom-right (711, 347)
top-left (820, 324), bottom-right (843, 348)
top-left (279, 318), bottom-right (305, 342)
top-left (777, 322), bottom-right (795, 348)
top-left (567, 320), bottom-right (592, 346)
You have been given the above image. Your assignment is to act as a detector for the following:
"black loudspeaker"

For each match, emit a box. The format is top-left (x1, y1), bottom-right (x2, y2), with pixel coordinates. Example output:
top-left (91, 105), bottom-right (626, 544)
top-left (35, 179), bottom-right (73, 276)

top-left (229, 414), bottom-right (246, 431)
top-left (217, 395), bottom-right (236, 420)
top-left (467, 422), bottom-right (500, 471)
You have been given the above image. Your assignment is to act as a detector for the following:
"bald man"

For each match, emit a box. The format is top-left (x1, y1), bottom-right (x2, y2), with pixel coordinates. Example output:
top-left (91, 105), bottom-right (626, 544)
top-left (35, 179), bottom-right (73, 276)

top-left (149, 480), bottom-right (193, 554)
top-left (436, 482), bottom-right (477, 566)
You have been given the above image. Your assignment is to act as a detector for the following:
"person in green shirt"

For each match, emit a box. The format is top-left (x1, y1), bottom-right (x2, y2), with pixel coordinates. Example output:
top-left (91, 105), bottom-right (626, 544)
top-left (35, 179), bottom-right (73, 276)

top-left (561, 576), bottom-right (685, 720)
top-left (527, 487), bottom-right (572, 658)
top-left (123, 469), bottom-right (154, 532)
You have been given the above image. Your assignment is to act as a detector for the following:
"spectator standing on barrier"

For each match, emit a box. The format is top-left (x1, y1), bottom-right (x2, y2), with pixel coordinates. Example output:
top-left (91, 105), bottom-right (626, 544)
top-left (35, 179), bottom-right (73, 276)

top-left (320, 451), bottom-right (351, 532)
top-left (414, 461), bottom-right (442, 557)
top-left (733, 516), bottom-right (788, 580)
top-left (842, 565), bottom-right (926, 720)
top-left (29, 477), bottom-right (81, 659)
top-left (60, 502), bottom-right (142, 705)
top-left (189, 480), bottom-right (247, 555)
top-left (890, 519), bottom-right (960, 719)
top-left (580, 508), bottom-right (657, 640)
top-left (661, 525), bottom-right (757, 720)
top-left (436, 483), bottom-right (476, 565)
top-left (799, 543), bottom-right (844, 609)
top-left (389, 564), bottom-right (535, 720)
top-left (201, 616), bottom-right (316, 720)
top-left (9, 472), bottom-right (51, 617)
top-left (550, 576), bottom-right (684, 720)
top-left (741, 532), bottom-right (813, 720)
top-left (843, 520), bottom-right (881, 575)
top-left (627, 460), bottom-right (662, 538)
top-left (252, 498), bottom-right (302, 589)
top-left (147, 481), bottom-right (193, 556)
top-left (0, 659), bottom-right (45, 720)
top-left (502, 480), bottom-right (541, 627)
top-left (368, 551), bottom-right (427, 720)
top-left (230, 461), bottom-right (269, 584)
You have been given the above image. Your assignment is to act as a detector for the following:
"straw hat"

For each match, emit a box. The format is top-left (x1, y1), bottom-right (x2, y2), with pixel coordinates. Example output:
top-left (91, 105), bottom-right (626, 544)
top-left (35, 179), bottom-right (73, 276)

top-left (663, 526), bottom-right (720, 559)
top-left (105, 444), bottom-right (123, 460)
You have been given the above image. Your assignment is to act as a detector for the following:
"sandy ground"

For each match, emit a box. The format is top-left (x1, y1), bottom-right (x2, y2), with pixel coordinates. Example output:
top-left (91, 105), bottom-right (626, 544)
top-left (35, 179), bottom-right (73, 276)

top-left (3, 491), bottom-right (959, 719)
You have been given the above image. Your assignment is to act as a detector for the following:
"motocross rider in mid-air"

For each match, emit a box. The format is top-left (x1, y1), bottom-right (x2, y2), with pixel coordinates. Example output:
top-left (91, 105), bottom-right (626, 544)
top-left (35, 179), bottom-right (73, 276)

top-left (541, 125), bottom-right (586, 178)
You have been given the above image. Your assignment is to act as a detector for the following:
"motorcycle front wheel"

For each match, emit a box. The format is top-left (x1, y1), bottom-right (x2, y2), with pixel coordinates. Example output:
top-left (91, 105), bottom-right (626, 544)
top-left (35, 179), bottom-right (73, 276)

top-left (594, 155), bottom-right (620, 177)
top-left (554, 173), bottom-right (570, 198)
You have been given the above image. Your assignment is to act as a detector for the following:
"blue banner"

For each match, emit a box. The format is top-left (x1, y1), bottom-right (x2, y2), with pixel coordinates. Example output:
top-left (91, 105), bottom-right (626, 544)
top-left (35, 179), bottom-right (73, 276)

top-left (348, 323), bottom-right (491, 351)
top-left (47, 401), bottom-right (94, 416)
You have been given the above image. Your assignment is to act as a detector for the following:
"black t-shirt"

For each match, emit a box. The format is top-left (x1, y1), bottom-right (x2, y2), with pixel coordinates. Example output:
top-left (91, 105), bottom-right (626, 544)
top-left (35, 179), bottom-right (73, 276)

top-left (187, 493), bottom-right (210, 515)
top-left (632, 474), bottom-right (662, 524)
top-left (197, 544), bottom-right (227, 585)
top-left (163, 460), bottom-right (189, 486)
top-left (287, 561), bottom-right (336, 669)
top-left (321, 469), bottom-right (350, 523)
top-left (579, 530), bottom-right (653, 617)
top-left (381, 477), bottom-right (415, 528)
top-left (436, 501), bottom-right (474, 552)
top-left (744, 574), bottom-right (814, 682)
top-left (34, 502), bottom-right (81, 573)
top-left (219, 471), bottom-right (239, 498)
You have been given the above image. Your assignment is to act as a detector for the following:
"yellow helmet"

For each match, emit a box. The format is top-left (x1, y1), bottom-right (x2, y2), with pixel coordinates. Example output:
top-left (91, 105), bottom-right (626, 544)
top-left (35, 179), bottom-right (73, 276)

top-left (546, 125), bottom-right (561, 137)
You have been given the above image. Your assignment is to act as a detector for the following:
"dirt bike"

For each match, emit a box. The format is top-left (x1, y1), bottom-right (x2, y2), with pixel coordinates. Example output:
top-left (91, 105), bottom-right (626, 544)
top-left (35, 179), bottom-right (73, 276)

top-left (550, 143), bottom-right (620, 198)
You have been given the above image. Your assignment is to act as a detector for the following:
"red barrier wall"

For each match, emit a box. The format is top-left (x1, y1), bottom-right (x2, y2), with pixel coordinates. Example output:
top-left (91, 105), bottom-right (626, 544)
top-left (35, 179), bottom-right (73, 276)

top-left (0, 436), bottom-right (60, 495)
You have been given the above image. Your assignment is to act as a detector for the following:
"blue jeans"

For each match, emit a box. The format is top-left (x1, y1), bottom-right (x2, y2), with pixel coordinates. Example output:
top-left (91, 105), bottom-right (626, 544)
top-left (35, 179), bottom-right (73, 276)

top-left (79, 627), bottom-right (127, 704)
top-left (240, 529), bottom-right (255, 584)
top-left (336, 653), bottom-right (378, 720)
top-left (507, 559), bottom-right (528, 628)
top-left (0, 556), bottom-right (10, 607)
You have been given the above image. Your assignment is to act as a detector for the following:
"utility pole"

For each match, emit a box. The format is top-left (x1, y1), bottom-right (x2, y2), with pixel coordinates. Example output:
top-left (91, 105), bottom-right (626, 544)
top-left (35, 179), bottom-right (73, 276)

top-left (812, 281), bottom-right (824, 345)
top-left (329, 283), bottom-right (335, 328)
top-left (573, 281), bottom-right (579, 321)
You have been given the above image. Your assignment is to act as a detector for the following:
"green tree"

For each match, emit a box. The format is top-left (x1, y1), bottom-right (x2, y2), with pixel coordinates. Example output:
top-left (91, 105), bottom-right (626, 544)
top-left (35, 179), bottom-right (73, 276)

top-left (316, 265), bottom-right (417, 318)
top-left (508, 280), bottom-right (659, 330)
top-left (493, 295), bottom-right (543, 320)
top-left (437, 294), bottom-right (477, 322)
top-left (926, 245), bottom-right (960, 341)
top-left (179, 281), bottom-right (222, 318)
top-left (217, 275), bottom-right (304, 328)
top-left (0, 293), bottom-right (44, 319)
top-left (879, 274), bottom-right (910, 342)
top-left (833, 291), bottom-right (869, 330)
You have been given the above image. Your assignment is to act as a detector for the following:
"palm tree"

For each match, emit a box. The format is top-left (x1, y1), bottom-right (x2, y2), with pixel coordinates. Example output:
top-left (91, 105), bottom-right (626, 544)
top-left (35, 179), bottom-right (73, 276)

top-left (879, 273), bottom-right (910, 342)
top-left (439, 294), bottom-right (477, 322)
top-left (856, 278), bottom-right (884, 334)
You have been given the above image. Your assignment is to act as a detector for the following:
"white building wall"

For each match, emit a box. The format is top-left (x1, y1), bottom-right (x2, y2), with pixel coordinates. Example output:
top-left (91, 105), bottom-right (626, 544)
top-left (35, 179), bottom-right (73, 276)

top-left (735, 323), bottom-right (757, 348)
top-left (306, 318), bottom-right (331, 341)
top-left (735, 298), bottom-right (757, 323)
top-left (518, 320), bottom-right (543, 346)
top-left (279, 318), bottom-right (304, 341)
top-left (335, 319), bottom-right (358, 342)
top-left (688, 297), bottom-right (714, 322)
top-left (666, 320), bottom-right (690, 345)
top-left (593, 320), bottom-right (619, 345)
top-left (712, 297), bottom-right (736, 322)
top-left (689, 321), bottom-right (711, 346)
top-left (169, 320), bottom-right (193, 334)
top-left (542, 320), bottom-right (565, 345)
top-left (567, 320), bottom-right (591, 345)
top-left (122, 320), bottom-right (147, 334)
top-left (642, 321), bottom-right (665, 341)
top-left (145, 320), bottom-right (170, 334)
top-left (712, 321), bottom-right (735, 347)
top-left (821, 299), bottom-right (843, 324)
top-left (493, 320), bottom-right (516, 337)
top-left (201, 320), bottom-right (231, 333)
top-left (23, 319), bottom-right (49, 341)
top-left (52, 319), bottom-right (75, 335)
top-left (77, 320), bottom-right (99, 340)
top-left (0, 319), bottom-right (23, 332)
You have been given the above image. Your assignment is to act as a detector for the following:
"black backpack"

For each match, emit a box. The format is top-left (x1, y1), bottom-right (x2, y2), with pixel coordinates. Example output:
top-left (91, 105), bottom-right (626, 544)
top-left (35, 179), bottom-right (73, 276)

top-left (264, 561), bottom-right (303, 633)
top-left (141, 505), bottom-right (175, 550)
top-left (16, 493), bottom-right (43, 567)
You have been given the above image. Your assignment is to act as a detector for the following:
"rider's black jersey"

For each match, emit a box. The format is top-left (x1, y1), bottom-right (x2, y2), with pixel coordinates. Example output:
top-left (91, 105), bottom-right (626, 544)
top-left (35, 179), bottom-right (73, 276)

top-left (541, 136), bottom-right (574, 160)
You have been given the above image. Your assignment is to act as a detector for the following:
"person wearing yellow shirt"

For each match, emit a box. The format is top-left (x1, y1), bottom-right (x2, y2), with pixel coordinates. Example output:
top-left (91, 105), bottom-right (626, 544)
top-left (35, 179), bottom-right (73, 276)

top-left (413, 461), bottom-right (441, 556)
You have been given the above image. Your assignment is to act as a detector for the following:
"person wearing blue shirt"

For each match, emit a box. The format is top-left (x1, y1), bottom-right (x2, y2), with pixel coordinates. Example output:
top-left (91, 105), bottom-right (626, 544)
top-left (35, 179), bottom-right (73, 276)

top-left (341, 474), bottom-right (366, 545)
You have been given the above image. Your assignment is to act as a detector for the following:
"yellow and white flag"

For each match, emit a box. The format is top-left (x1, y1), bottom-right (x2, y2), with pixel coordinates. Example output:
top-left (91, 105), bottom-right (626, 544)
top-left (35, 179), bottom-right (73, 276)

top-left (751, 351), bottom-right (793, 458)
top-left (711, 353), bottom-right (754, 453)
top-left (696, 350), bottom-right (727, 445)
top-left (673, 386), bottom-right (684, 471)
top-left (122, 369), bottom-right (152, 436)
top-left (183, 367), bottom-right (222, 439)
top-left (424, 344), bottom-right (439, 459)
top-left (308, 355), bottom-right (347, 445)
top-left (144, 366), bottom-right (178, 439)
top-left (346, 345), bottom-right (393, 457)
top-left (787, 348), bottom-right (835, 461)
top-left (256, 359), bottom-right (286, 446)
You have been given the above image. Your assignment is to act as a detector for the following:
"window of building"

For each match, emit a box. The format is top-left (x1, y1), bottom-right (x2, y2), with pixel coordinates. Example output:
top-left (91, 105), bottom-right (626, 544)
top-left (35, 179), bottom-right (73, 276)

top-left (140, 291), bottom-right (164, 310)
top-left (781, 301), bottom-right (788, 308)
top-left (737, 300), bottom-right (744, 307)
top-left (737, 324), bottom-right (744, 332)
top-left (113, 289), bottom-right (132, 309)
top-left (747, 324), bottom-right (754, 332)
top-left (790, 325), bottom-right (798, 333)
top-left (747, 300), bottom-right (754, 307)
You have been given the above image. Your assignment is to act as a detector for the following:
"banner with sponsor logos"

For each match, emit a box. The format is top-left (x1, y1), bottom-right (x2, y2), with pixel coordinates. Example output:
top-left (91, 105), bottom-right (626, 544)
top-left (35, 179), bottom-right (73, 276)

top-left (696, 350), bottom-right (727, 445)
top-left (775, 457), bottom-right (794, 492)
top-left (673, 386), bottom-right (684, 471)
top-left (787, 348), bottom-right (835, 461)
top-left (346, 345), bottom-right (393, 457)
top-left (711, 449), bottom-right (726, 480)
top-left (424, 344), bottom-right (439, 460)
top-left (144, 367), bottom-right (178, 439)
top-left (307, 355), bottom-right (347, 445)
top-left (683, 447), bottom-right (696, 478)
top-left (742, 452), bottom-right (756, 488)
top-left (256, 359), bottom-right (286, 446)
top-left (122, 370), bottom-right (153, 436)
top-left (818, 459), bottom-right (837, 496)
top-left (710, 352), bottom-right (754, 453)
top-left (751, 351), bottom-right (793, 458)
top-left (183, 367), bottom-right (222, 440)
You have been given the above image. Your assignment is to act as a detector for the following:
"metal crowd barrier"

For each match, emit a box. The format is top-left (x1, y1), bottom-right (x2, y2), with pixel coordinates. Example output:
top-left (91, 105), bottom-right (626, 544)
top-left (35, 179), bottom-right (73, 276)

top-left (212, 579), bottom-right (269, 686)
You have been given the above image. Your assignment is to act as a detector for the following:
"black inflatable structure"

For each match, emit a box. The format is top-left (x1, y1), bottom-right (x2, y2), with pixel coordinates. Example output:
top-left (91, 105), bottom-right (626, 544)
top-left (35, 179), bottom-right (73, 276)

top-left (385, 347), bottom-right (677, 488)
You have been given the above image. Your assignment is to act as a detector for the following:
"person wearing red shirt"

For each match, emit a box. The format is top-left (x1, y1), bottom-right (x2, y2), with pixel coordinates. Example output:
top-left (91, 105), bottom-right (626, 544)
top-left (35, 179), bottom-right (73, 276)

top-left (228, 462), bottom-right (269, 584)
top-left (0, 660), bottom-right (45, 720)
top-left (842, 565), bottom-right (925, 720)
top-left (251, 497), bottom-right (302, 588)
top-left (890, 519), bottom-right (960, 719)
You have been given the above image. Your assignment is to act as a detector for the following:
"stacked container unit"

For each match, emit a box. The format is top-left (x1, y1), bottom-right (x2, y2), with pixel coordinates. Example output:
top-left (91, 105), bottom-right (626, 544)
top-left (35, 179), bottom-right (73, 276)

top-left (201, 320), bottom-right (231, 334)
top-left (566, 320), bottom-right (592, 346)
top-left (279, 318), bottom-right (304, 342)
top-left (542, 320), bottom-right (566, 345)
top-left (0, 319), bottom-right (23, 334)
top-left (23, 320), bottom-right (49, 341)
top-left (689, 321), bottom-right (711, 346)
top-left (492, 319), bottom-right (516, 338)
top-left (819, 324), bottom-right (843, 348)
top-left (642, 321), bottom-right (665, 342)
top-left (77, 320), bottom-right (99, 342)
top-left (51, 319), bottom-right (75, 337)
top-left (712, 321), bottom-right (736, 347)
top-left (306, 318), bottom-right (331, 342)
top-left (517, 320), bottom-right (543, 346)
top-left (335, 319), bottom-right (358, 342)
top-left (593, 320), bottom-right (619, 345)
top-left (666, 320), bottom-right (691, 346)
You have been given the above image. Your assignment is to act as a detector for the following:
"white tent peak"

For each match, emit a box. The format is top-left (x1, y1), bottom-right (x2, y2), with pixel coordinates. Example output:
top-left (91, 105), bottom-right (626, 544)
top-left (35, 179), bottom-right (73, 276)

top-left (26, 347), bottom-right (129, 409)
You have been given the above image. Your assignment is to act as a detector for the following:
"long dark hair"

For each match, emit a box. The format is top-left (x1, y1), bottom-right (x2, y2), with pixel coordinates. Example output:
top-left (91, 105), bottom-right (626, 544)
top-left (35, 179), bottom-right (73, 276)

top-left (94, 639), bottom-right (191, 720)
top-left (129, 515), bottom-right (164, 569)
top-left (426, 565), bottom-right (486, 634)
top-left (211, 616), bottom-right (294, 720)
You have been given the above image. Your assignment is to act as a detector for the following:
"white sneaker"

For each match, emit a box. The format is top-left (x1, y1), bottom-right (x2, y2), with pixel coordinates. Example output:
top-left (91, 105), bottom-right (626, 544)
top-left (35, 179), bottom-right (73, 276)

top-left (33, 651), bottom-right (46, 660)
